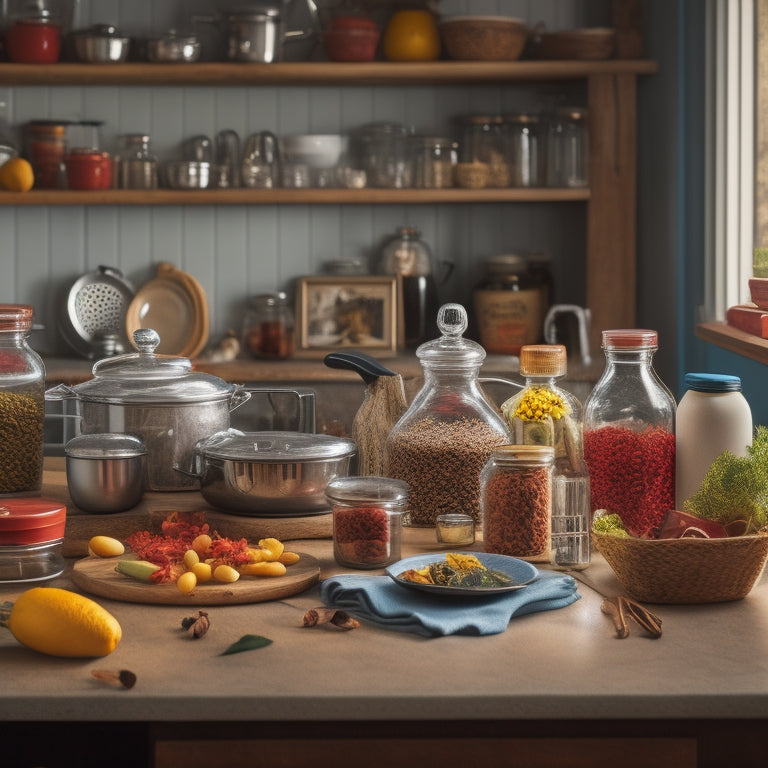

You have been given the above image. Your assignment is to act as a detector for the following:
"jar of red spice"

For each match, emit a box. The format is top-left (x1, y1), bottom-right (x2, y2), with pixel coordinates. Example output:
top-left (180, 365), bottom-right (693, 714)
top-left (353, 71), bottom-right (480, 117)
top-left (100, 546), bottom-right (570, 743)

top-left (583, 329), bottom-right (676, 538)
top-left (326, 476), bottom-right (408, 569)
top-left (24, 120), bottom-right (69, 190)
top-left (65, 149), bottom-right (113, 190)
top-left (6, 12), bottom-right (62, 64)
top-left (481, 445), bottom-right (554, 563)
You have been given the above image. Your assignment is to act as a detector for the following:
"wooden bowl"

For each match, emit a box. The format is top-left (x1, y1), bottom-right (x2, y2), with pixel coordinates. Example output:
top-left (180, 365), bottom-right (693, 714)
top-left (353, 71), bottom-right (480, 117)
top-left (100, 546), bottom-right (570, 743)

top-left (538, 27), bottom-right (616, 60)
top-left (438, 16), bottom-right (527, 62)
top-left (593, 531), bottom-right (768, 604)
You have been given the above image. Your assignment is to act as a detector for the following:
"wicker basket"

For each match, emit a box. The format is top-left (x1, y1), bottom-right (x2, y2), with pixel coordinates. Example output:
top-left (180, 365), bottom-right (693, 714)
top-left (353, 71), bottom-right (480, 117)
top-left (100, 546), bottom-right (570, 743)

top-left (593, 532), bottom-right (768, 604)
top-left (438, 16), bottom-right (528, 62)
top-left (538, 27), bottom-right (616, 61)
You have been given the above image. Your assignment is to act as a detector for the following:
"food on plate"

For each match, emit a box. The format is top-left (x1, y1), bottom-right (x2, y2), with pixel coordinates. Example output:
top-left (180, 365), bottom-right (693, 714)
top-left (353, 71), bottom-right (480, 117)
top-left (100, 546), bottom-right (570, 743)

top-left (397, 552), bottom-right (515, 588)
top-left (88, 535), bottom-right (125, 557)
top-left (0, 587), bottom-right (121, 657)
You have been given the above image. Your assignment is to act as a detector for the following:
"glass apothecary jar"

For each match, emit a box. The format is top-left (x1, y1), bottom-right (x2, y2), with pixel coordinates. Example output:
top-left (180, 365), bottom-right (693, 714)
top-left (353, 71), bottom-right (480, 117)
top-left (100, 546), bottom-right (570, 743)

top-left (241, 292), bottom-right (295, 359)
top-left (385, 303), bottom-right (510, 527)
top-left (481, 444), bottom-right (554, 563)
top-left (115, 134), bottom-right (158, 190)
top-left (546, 107), bottom-right (589, 188)
top-left (0, 305), bottom-right (45, 496)
top-left (457, 114), bottom-right (509, 187)
top-left (411, 136), bottom-right (457, 189)
top-left (326, 476), bottom-right (408, 569)
top-left (583, 329), bottom-right (676, 538)
top-left (503, 113), bottom-right (544, 187)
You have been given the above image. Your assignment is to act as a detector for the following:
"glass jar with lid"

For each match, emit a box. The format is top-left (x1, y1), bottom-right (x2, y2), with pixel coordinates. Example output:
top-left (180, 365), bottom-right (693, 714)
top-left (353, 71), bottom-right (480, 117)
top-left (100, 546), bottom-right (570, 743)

top-left (241, 292), bottom-right (295, 359)
top-left (546, 107), bottom-right (589, 188)
top-left (115, 134), bottom-right (158, 190)
top-left (411, 136), bottom-right (456, 189)
top-left (583, 330), bottom-right (676, 538)
top-left (472, 254), bottom-right (544, 356)
top-left (457, 114), bottom-right (509, 187)
top-left (0, 305), bottom-right (45, 496)
top-left (24, 120), bottom-right (69, 189)
top-left (481, 444), bottom-right (554, 562)
top-left (385, 303), bottom-right (510, 527)
top-left (502, 113), bottom-right (544, 187)
top-left (356, 122), bottom-right (415, 189)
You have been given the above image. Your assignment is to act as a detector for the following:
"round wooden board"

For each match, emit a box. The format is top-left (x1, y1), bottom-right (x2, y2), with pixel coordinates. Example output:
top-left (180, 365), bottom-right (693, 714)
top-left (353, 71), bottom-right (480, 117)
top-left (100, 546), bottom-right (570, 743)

top-left (71, 554), bottom-right (321, 606)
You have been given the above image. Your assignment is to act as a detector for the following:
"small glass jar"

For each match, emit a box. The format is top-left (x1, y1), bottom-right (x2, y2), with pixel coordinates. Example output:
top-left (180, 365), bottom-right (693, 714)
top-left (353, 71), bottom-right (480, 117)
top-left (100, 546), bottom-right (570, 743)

top-left (115, 134), bottom-right (158, 190)
top-left (503, 113), bottom-right (544, 187)
top-left (546, 107), bottom-right (589, 188)
top-left (457, 114), bottom-right (509, 187)
top-left (0, 305), bottom-right (45, 496)
top-left (65, 149), bottom-right (112, 190)
top-left (583, 330), bottom-right (676, 538)
top-left (356, 122), bottom-right (415, 189)
top-left (481, 444), bottom-right (554, 562)
top-left (0, 497), bottom-right (66, 583)
top-left (25, 120), bottom-right (69, 189)
top-left (436, 513), bottom-right (475, 546)
top-left (472, 254), bottom-right (543, 355)
top-left (242, 292), bottom-right (295, 359)
top-left (326, 476), bottom-right (408, 569)
top-left (411, 136), bottom-right (457, 189)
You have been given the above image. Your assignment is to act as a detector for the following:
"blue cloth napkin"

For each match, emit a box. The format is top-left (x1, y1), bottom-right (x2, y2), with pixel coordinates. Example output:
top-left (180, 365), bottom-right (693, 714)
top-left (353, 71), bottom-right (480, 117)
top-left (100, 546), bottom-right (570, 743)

top-left (320, 569), bottom-right (580, 637)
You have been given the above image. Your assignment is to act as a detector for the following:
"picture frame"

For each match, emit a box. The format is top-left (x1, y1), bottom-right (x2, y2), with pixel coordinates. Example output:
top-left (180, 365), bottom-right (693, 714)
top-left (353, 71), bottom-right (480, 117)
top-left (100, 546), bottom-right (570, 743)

top-left (295, 275), bottom-right (398, 357)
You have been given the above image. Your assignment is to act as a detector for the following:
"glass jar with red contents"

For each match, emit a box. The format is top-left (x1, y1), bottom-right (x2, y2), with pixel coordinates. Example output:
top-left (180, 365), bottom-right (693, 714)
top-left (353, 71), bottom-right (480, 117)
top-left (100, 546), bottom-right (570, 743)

top-left (6, 10), bottom-right (62, 64)
top-left (583, 329), bottom-right (676, 538)
top-left (65, 149), bottom-right (113, 190)
top-left (241, 292), bottom-right (295, 359)
top-left (0, 305), bottom-right (45, 497)
top-left (24, 120), bottom-right (69, 189)
top-left (326, 476), bottom-right (408, 569)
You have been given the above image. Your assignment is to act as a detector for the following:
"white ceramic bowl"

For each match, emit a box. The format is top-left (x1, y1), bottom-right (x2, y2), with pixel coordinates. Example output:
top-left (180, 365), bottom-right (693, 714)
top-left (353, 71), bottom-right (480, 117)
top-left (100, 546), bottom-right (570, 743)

top-left (279, 134), bottom-right (348, 168)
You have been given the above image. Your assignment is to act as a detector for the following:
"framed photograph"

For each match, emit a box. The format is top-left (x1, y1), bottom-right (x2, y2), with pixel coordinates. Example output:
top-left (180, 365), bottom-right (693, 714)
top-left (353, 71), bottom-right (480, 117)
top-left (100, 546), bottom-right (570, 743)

top-left (295, 275), bottom-right (398, 357)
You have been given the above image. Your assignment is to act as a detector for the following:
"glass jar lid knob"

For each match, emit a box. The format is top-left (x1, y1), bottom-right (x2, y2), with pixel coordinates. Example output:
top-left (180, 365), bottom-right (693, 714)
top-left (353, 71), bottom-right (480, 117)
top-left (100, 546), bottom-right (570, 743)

top-left (437, 303), bottom-right (468, 338)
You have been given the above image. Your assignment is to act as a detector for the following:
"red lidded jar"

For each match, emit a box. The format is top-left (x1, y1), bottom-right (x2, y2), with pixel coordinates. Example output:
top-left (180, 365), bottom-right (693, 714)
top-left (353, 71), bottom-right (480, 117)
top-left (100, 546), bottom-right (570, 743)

top-left (0, 497), bottom-right (66, 582)
top-left (65, 149), bottom-right (113, 190)
top-left (6, 15), bottom-right (62, 64)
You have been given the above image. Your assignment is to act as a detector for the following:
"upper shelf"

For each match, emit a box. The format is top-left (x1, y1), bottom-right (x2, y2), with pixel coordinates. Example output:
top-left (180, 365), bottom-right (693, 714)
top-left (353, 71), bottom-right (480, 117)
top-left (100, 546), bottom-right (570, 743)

top-left (0, 60), bottom-right (659, 87)
top-left (696, 322), bottom-right (768, 366)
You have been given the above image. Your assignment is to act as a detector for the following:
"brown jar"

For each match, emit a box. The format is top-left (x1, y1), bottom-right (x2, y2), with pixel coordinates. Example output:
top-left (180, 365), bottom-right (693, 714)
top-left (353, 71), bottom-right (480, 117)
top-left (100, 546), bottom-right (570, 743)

top-left (25, 121), bottom-right (68, 189)
top-left (242, 293), bottom-right (295, 359)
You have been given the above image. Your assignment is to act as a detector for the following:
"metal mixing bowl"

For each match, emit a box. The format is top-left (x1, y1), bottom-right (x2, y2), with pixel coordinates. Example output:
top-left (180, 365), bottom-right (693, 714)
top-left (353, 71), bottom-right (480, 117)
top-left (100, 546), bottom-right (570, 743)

top-left (65, 433), bottom-right (147, 513)
top-left (164, 160), bottom-right (212, 189)
top-left (190, 430), bottom-right (357, 516)
top-left (72, 25), bottom-right (131, 63)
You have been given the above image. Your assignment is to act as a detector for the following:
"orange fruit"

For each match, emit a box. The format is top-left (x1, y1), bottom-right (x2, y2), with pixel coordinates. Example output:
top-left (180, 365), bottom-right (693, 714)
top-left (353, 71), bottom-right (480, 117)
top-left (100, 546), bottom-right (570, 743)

top-left (382, 10), bottom-right (441, 61)
top-left (0, 157), bottom-right (34, 192)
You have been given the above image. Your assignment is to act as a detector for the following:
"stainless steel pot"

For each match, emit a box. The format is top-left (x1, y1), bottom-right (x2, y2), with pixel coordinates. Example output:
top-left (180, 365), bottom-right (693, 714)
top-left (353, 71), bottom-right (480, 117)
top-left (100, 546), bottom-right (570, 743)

top-left (186, 430), bottom-right (356, 516)
top-left (46, 328), bottom-right (250, 492)
top-left (71, 24), bottom-right (130, 63)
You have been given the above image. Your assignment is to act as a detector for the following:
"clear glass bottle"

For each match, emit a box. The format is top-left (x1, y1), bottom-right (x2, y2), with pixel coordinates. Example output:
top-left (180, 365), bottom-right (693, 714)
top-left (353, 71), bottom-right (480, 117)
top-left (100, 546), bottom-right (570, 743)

top-left (115, 134), bottom-right (158, 190)
top-left (0, 305), bottom-right (45, 496)
top-left (675, 373), bottom-right (753, 508)
top-left (385, 303), bottom-right (510, 527)
top-left (472, 254), bottom-right (543, 355)
top-left (546, 107), bottom-right (589, 188)
top-left (503, 113), bottom-right (544, 187)
top-left (241, 292), bottom-right (295, 359)
top-left (326, 475), bottom-right (408, 569)
top-left (583, 329), bottom-right (676, 538)
top-left (481, 444), bottom-right (554, 562)
top-left (500, 344), bottom-right (590, 568)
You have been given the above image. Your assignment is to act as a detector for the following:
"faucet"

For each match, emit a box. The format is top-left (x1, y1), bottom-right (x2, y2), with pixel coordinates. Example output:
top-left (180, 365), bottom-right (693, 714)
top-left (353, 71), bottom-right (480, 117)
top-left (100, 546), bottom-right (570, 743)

top-left (543, 304), bottom-right (592, 366)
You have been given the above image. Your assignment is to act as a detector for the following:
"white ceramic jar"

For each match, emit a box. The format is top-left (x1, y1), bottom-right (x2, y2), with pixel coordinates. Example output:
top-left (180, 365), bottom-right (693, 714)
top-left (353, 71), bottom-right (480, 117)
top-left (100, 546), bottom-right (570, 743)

top-left (675, 373), bottom-right (753, 508)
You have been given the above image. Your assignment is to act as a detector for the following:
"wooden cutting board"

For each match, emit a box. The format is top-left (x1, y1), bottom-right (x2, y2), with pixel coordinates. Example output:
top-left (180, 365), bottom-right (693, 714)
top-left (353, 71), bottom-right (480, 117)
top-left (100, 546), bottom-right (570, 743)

top-left (71, 553), bottom-right (321, 606)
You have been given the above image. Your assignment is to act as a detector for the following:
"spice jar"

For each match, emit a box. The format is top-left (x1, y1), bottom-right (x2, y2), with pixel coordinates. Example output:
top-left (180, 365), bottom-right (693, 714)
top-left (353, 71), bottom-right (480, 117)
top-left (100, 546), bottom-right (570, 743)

top-left (411, 136), bottom-right (457, 189)
top-left (481, 445), bottom-right (554, 562)
top-left (457, 115), bottom-right (509, 187)
top-left (675, 373), bottom-right (753, 508)
top-left (24, 120), bottom-right (69, 189)
top-left (436, 513), bottom-right (475, 546)
top-left (115, 134), bottom-right (159, 190)
top-left (326, 476), bottom-right (408, 569)
top-left (473, 254), bottom-right (543, 355)
top-left (500, 345), bottom-right (590, 568)
top-left (0, 497), bottom-right (66, 582)
top-left (0, 305), bottom-right (45, 496)
top-left (65, 149), bottom-right (112, 190)
top-left (503, 113), bottom-right (544, 187)
top-left (241, 292), bottom-right (295, 359)
top-left (385, 303), bottom-right (510, 527)
top-left (583, 330), bottom-right (676, 538)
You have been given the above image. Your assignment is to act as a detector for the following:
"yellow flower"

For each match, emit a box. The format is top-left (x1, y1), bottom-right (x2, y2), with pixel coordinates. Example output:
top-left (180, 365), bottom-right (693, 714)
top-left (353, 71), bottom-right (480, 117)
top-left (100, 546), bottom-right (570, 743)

top-left (512, 386), bottom-right (569, 422)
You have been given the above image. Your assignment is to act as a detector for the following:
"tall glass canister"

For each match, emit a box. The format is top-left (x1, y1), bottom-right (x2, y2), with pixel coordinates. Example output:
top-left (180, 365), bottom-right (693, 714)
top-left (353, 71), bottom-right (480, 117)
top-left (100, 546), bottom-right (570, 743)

top-left (0, 305), bottom-right (45, 496)
top-left (583, 330), bottom-right (676, 538)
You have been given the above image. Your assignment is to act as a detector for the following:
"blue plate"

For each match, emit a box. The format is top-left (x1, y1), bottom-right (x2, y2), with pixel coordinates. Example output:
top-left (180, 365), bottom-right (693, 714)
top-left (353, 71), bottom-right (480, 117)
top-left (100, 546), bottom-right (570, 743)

top-left (386, 552), bottom-right (539, 597)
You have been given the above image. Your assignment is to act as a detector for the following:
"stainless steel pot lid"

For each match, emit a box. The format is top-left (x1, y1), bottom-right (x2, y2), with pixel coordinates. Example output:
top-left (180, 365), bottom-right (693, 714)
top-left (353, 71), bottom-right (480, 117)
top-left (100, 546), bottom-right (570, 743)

top-left (56, 328), bottom-right (241, 404)
top-left (197, 430), bottom-right (356, 462)
top-left (65, 433), bottom-right (147, 459)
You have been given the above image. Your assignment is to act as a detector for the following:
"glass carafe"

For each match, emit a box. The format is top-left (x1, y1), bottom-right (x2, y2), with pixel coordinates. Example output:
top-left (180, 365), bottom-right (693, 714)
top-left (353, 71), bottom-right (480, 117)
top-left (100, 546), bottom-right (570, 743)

top-left (385, 303), bottom-right (510, 526)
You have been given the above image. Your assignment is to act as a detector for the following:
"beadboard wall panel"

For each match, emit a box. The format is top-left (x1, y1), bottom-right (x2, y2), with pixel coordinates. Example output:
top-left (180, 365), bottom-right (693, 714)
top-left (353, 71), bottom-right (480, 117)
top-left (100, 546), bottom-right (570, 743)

top-left (0, 0), bottom-right (601, 356)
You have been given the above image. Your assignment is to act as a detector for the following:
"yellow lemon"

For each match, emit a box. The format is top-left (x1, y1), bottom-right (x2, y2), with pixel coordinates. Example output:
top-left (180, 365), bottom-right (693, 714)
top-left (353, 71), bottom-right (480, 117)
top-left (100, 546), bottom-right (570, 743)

top-left (0, 157), bottom-right (34, 192)
top-left (382, 10), bottom-right (441, 61)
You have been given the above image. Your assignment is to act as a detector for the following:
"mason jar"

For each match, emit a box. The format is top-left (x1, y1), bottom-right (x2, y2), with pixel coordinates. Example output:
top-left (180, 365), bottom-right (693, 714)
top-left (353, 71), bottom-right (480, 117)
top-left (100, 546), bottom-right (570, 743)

top-left (546, 107), bottom-right (589, 188)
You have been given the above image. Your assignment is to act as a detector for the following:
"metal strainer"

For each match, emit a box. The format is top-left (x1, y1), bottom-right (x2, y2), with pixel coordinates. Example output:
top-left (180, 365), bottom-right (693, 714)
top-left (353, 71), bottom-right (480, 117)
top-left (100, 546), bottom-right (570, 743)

top-left (59, 266), bottom-right (135, 358)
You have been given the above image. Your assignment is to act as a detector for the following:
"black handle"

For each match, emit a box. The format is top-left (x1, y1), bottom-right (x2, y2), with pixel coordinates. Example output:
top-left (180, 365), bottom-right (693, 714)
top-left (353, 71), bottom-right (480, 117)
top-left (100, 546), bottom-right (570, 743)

top-left (323, 350), bottom-right (398, 384)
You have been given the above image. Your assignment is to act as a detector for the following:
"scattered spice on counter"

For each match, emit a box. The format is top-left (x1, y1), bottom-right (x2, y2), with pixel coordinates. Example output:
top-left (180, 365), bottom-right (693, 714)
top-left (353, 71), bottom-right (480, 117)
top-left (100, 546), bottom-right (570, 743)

top-left (0, 391), bottom-right (43, 493)
top-left (584, 425), bottom-right (675, 538)
top-left (386, 416), bottom-right (506, 526)
top-left (333, 506), bottom-right (390, 564)
top-left (91, 669), bottom-right (137, 690)
top-left (303, 607), bottom-right (360, 630)
top-left (181, 610), bottom-right (210, 639)
top-left (483, 463), bottom-right (552, 559)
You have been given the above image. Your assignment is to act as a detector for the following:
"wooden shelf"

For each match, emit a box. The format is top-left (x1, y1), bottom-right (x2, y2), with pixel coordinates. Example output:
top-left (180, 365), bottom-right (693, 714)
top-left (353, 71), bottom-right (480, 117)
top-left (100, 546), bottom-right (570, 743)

top-left (696, 321), bottom-right (768, 365)
top-left (0, 187), bottom-right (591, 206)
top-left (0, 60), bottom-right (659, 87)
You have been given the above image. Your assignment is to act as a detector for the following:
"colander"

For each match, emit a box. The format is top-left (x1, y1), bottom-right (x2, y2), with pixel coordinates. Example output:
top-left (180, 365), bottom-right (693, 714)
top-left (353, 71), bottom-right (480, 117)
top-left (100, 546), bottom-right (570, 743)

top-left (59, 265), bottom-right (134, 358)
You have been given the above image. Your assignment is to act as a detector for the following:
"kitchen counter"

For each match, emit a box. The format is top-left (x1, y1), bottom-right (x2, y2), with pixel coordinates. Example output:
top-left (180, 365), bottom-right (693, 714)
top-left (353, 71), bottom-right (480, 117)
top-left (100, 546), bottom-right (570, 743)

top-left (3, 461), bottom-right (767, 767)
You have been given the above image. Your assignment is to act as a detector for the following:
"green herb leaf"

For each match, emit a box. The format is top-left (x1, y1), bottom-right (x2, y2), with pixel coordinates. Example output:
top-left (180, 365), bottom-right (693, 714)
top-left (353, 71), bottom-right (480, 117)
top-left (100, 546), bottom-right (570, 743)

top-left (219, 634), bottom-right (273, 656)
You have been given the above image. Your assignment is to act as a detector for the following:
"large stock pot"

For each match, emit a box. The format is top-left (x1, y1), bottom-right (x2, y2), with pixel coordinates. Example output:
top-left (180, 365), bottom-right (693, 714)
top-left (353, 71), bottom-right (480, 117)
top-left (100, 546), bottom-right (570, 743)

top-left (45, 328), bottom-right (250, 491)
